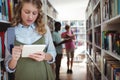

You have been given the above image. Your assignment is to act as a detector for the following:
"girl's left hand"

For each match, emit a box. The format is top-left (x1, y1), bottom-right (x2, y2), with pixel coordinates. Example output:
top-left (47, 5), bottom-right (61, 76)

top-left (29, 51), bottom-right (46, 61)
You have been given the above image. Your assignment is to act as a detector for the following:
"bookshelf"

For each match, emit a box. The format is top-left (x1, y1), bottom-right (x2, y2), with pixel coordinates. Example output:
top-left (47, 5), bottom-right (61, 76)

top-left (0, 0), bottom-right (58, 80)
top-left (0, 0), bottom-right (14, 79)
top-left (43, 0), bottom-right (58, 31)
top-left (86, 0), bottom-right (120, 80)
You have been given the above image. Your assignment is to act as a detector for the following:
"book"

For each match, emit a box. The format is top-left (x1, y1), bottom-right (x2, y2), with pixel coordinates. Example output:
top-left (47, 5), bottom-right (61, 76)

top-left (118, 0), bottom-right (120, 14)
top-left (103, 55), bottom-right (118, 76)
top-left (7, 0), bottom-right (13, 21)
top-left (111, 64), bottom-right (120, 80)
top-left (115, 72), bottom-right (120, 80)
top-left (0, 0), bottom-right (2, 20)
top-left (0, 37), bottom-right (2, 58)
top-left (0, 32), bottom-right (5, 58)
top-left (114, 0), bottom-right (118, 16)
top-left (22, 45), bottom-right (46, 57)
top-left (5, 0), bottom-right (8, 20)
top-left (94, 66), bottom-right (101, 80)
top-left (106, 61), bottom-right (120, 80)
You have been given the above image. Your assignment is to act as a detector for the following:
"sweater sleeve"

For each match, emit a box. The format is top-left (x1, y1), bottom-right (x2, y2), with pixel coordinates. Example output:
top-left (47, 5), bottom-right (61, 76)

top-left (44, 25), bottom-right (56, 63)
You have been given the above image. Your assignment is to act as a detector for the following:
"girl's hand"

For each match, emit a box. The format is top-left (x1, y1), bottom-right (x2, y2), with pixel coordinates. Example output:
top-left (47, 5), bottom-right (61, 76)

top-left (12, 46), bottom-right (22, 61)
top-left (29, 51), bottom-right (46, 61)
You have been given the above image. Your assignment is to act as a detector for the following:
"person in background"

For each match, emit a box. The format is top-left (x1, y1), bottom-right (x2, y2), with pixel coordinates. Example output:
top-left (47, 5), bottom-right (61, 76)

top-left (61, 24), bottom-right (76, 74)
top-left (4, 0), bottom-right (56, 80)
top-left (52, 21), bottom-right (64, 80)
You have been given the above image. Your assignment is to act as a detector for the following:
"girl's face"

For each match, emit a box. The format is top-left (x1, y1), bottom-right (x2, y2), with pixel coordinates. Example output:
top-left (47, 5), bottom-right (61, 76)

top-left (21, 3), bottom-right (38, 26)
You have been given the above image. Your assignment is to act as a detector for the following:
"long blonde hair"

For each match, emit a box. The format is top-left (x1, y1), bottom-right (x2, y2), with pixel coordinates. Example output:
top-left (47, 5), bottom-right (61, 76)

top-left (11, 0), bottom-right (46, 35)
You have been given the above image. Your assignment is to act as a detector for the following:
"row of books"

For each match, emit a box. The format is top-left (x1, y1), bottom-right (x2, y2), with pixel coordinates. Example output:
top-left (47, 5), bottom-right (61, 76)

top-left (102, 31), bottom-right (120, 55)
top-left (0, 31), bottom-right (7, 80)
top-left (87, 59), bottom-right (93, 80)
top-left (87, 53), bottom-right (120, 80)
top-left (0, 0), bottom-right (20, 22)
top-left (46, 1), bottom-right (57, 19)
top-left (87, 0), bottom-right (120, 28)
top-left (87, 57), bottom-right (94, 74)
top-left (87, 67), bottom-right (93, 80)
top-left (102, 0), bottom-right (120, 21)
top-left (86, 0), bottom-right (100, 29)
top-left (94, 66), bottom-right (101, 80)
top-left (87, 31), bottom-right (92, 43)
top-left (93, 7), bottom-right (101, 26)
top-left (87, 43), bottom-right (92, 56)
top-left (86, 16), bottom-right (92, 30)
top-left (86, 0), bottom-right (92, 19)
top-left (103, 55), bottom-right (120, 80)
top-left (47, 16), bottom-right (55, 31)
top-left (94, 50), bottom-right (101, 70)
top-left (87, 55), bottom-right (101, 80)
top-left (0, 0), bottom-right (14, 21)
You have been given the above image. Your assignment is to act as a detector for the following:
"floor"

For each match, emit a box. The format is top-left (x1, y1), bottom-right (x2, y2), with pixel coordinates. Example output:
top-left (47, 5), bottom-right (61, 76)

top-left (59, 54), bottom-right (87, 80)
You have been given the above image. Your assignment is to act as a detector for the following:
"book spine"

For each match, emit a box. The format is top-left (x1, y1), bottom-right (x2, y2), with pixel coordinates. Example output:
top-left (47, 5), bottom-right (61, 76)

top-left (0, 0), bottom-right (2, 20)
top-left (0, 32), bottom-right (5, 58)
top-left (114, 68), bottom-right (120, 80)
top-left (118, 0), bottom-right (120, 14)
top-left (5, 0), bottom-right (8, 20)
top-left (7, 0), bottom-right (11, 21)
top-left (114, 0), bottom-right (118, 16)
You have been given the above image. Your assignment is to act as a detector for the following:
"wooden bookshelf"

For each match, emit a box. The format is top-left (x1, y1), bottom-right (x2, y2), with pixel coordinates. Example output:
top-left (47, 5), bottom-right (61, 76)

top-left (86, 0), bottom-right (120, 80)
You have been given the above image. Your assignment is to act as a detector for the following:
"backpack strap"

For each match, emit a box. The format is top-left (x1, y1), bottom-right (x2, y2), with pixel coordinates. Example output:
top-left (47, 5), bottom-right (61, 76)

top-left (7, 27), bottom-right (15, 54)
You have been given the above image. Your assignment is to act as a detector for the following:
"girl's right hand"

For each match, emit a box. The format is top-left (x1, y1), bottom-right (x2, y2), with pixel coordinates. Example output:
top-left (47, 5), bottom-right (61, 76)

top-left (12, 46), bottom-right (22, 61)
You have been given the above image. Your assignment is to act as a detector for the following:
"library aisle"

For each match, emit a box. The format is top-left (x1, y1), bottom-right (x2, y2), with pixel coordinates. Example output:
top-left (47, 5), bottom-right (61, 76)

top-left (59, 50), bottom-right (87, 80)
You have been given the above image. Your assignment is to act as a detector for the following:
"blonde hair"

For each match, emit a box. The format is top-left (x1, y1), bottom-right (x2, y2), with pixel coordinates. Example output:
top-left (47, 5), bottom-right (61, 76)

top-left (11, 0), bottom-right (46, 35)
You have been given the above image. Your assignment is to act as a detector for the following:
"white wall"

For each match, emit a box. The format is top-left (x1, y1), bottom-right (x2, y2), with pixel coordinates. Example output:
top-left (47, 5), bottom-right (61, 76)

top-left (57, 6), bottom-right (87, 20)
top-left (49, 0), bottom-right (89, 20)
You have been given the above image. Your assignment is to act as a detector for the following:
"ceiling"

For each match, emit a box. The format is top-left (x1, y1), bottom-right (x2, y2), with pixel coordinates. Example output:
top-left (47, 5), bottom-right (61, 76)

top-left (48, 0), bottom-right (89, 20)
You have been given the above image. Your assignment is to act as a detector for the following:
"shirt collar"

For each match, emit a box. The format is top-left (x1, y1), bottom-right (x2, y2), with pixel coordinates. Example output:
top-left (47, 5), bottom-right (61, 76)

top-left (17, 23), bottom-right (36, 29)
